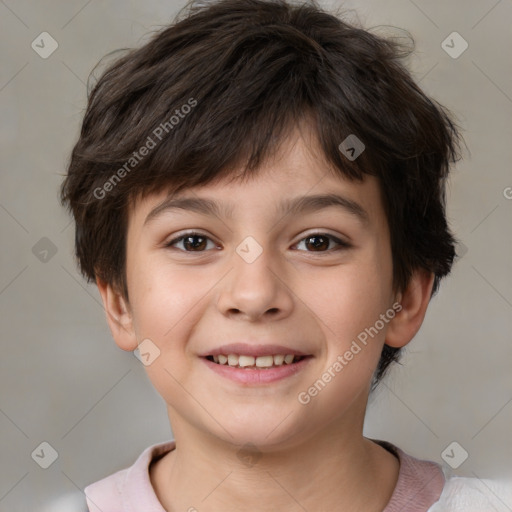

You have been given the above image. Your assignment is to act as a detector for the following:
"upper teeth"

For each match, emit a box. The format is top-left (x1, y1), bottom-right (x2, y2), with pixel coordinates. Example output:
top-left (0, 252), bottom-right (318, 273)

top-left (213, 354), bottom-right (296, 367)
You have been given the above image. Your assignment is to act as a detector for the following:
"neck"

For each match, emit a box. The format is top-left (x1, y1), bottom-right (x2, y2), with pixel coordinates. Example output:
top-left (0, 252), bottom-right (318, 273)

top-left (151, 412), bottom-right (400, 512)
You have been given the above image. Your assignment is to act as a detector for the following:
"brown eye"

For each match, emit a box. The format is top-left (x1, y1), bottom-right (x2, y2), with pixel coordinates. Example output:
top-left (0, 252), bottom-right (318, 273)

top-left (305, 235), bottom-right (329, 251)
top-left (295, 233), bottom-right (350, 253)
top-left (165, 231), bottom-right (350, 254)
top-left (165, 232), bottom-right (215, 252)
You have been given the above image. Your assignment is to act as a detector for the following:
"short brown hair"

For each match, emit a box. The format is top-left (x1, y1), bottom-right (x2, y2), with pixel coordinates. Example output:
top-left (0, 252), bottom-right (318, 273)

top-left (60, 0), bottom-right (463, 388)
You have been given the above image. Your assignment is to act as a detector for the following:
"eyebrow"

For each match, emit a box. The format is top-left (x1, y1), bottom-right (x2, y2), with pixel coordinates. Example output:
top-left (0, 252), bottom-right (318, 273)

top-left (143, 193), bottom-right (370, 227)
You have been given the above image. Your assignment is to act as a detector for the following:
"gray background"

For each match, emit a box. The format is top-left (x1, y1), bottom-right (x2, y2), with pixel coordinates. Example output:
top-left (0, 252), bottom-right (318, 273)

top-left (1, 0), bottom-right (511, 510)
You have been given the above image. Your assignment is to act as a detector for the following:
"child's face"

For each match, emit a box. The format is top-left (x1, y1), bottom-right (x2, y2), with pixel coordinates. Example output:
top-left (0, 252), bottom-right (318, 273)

top-left (113, 129), bottom-right (400, 449)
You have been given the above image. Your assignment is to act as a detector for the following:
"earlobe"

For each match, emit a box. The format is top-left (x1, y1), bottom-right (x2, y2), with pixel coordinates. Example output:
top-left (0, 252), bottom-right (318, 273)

top-left (96, 277), bottom-right (139, 352)
top-left (385, 270), bottom-right (435, 349)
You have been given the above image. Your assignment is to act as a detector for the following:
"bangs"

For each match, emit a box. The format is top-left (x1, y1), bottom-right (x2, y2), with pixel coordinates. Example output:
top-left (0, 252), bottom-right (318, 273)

top-left (79, 14), bottom-right (395, 209)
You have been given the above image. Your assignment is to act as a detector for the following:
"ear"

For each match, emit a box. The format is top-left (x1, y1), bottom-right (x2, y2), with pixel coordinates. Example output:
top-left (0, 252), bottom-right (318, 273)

top-left (385, 269), bottom-right (435, 348)
top-left (96, 277), bottom-right (138, 352)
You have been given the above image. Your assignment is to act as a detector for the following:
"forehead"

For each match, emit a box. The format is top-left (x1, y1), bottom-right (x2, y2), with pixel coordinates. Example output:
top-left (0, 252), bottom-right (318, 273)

top-left (127, 128), bottom-right (385, 230)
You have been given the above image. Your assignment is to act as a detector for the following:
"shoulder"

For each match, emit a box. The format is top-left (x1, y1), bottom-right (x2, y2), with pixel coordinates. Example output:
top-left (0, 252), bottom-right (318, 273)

top-left (428, 473), bottom-right (512, 512)
top-left (84, 467), bottom-right (127, 512)
top-left (84, 440), bottom-right (176, 512)
top-left (371, 439), bottom-right (512, 512)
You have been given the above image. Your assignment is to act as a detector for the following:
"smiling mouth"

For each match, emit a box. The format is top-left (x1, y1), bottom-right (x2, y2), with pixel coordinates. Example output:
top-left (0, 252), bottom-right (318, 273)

top-left (204, 354), bottom-right (309, 369)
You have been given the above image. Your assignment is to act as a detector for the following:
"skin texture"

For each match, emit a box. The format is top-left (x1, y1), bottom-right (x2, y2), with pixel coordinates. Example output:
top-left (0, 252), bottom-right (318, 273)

top-left (97, 126), bottom-right (434, 511)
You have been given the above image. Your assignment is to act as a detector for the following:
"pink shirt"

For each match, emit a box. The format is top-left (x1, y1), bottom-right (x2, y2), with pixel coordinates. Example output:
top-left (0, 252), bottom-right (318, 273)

top-left (83, 438), bottom-right (457, 511)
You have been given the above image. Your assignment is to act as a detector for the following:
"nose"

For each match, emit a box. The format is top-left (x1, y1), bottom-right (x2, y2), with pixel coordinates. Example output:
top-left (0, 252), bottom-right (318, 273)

top-left (216, 240), bottom-right (294, 322)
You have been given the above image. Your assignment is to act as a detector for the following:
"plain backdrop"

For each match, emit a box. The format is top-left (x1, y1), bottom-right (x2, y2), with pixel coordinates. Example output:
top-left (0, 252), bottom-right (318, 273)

top-left (1, 0), bottom-right (511, 510)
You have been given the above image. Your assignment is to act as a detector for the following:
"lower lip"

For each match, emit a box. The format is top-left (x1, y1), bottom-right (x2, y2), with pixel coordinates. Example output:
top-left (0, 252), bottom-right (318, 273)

top-left (201, 356), bottom-right (312, 384)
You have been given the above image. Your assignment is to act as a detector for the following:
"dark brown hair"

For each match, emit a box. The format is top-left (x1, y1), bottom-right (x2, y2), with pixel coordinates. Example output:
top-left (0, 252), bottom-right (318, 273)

top-left (60, 0), bottom-right (463, 389)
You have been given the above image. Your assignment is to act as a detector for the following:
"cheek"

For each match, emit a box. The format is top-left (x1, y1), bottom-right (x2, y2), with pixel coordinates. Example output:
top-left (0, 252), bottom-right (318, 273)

top-left (296, 266), bottom-right (389, 417)
top-left (311, 256), bottom-right (391, 340)
top-left (307, 255), bottom-right (392, 398)
top-left (127, 262), bottom-right (204, 402)
top-left (128, 256), bottom-right (215, 349)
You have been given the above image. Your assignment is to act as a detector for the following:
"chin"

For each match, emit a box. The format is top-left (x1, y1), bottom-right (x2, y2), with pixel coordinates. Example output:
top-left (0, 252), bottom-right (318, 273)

top-left (209, 418), bottom-right (308, 454)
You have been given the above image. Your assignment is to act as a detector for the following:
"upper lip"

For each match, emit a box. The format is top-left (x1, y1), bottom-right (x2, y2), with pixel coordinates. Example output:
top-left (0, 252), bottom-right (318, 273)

top-left (199, 343), bottom-right (311, 358)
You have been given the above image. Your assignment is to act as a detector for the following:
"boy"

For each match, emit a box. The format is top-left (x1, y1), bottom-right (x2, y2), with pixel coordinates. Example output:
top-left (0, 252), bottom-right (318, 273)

top-left (60, 0), bottom-right (499, 509)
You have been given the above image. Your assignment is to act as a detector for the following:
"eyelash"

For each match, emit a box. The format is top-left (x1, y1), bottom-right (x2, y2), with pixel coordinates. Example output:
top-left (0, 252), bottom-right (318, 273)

top-left (164, 231), bottom-right (351, 254)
